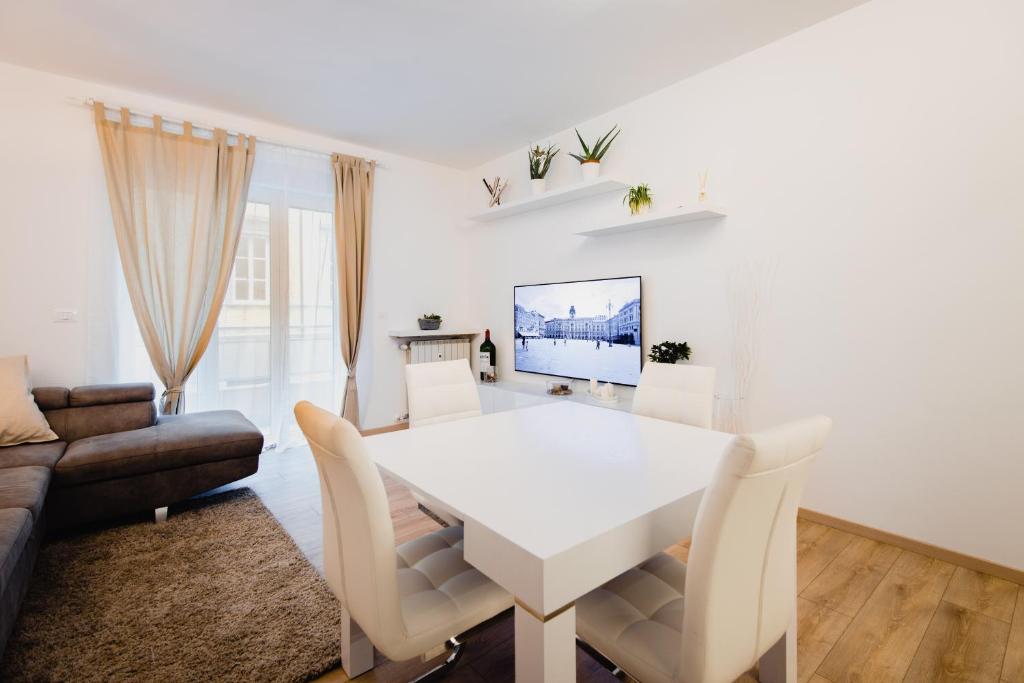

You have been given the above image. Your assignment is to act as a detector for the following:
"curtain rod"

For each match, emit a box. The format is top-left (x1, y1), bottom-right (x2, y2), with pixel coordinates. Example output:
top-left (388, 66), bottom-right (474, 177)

top-left (66, 96), bottom-right (385, 168)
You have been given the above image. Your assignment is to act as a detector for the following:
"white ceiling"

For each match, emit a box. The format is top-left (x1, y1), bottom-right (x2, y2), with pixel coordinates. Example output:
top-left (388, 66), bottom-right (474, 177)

top-left (0, 0), bottom-right (870, 168)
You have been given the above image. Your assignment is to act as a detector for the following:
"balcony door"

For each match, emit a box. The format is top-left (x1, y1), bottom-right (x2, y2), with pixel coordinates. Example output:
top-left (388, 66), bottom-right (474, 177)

top-left (187, 145), bottom-right (343, 448)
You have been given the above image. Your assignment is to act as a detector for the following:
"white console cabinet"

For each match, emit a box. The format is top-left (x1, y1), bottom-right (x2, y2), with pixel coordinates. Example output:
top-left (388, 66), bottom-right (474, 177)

top-left (477, 379), bottom-right (633, 415)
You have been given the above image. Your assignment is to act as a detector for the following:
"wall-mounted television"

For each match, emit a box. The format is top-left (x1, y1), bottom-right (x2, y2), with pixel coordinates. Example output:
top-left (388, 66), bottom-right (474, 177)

top-left (513, 276), bottom-right (642, 386)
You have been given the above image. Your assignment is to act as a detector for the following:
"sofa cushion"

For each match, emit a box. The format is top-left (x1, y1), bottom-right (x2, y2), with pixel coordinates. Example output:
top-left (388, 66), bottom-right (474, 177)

top-left (0, 508), bottom-right (32, 600)
top-left (0, 355), bottom-right (58, 448)
top-left (55, 410), bottom-right (263, 488)
top-left (43, 401), bottom-right (156, 444)
top-left (0, 467), bottom-right (51, 520)
top-left (0, 441), bottom-right (66, 470)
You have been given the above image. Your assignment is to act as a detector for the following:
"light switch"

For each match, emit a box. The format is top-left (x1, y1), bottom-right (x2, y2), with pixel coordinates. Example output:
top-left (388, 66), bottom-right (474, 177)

top-left (53, 309), bottom-right (78, 323)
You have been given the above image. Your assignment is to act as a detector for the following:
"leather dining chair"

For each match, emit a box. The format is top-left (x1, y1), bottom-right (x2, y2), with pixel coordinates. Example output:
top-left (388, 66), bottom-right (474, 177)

top-left (575, 415), bottom-right (833, 683)
top-left (405, 358), bottom-right (482, 428)
top-left (295, 401), bottom-right (513, 680)
top-left (632, 363), bottom-right (716, 429)
top-left (404, 358), bottom-right (482, 525)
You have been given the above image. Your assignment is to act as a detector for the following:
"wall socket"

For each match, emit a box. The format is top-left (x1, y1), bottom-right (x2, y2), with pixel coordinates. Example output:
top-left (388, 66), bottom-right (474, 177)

top-left (53, 309), bottom-right (79, 323)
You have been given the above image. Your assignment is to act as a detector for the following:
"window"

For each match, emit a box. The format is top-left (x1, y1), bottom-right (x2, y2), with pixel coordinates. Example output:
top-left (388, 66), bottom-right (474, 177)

top-left (229, 204), bottom-right (271, 304)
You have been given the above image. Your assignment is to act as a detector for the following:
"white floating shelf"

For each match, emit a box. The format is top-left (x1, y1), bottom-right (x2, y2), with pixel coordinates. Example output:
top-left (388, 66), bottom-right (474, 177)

top-left (468, 177), bottom-right (630, 222)
top-left (388, 329), bottom-right (481, 340)
top-left (575, 204), bottom-right (727, 237)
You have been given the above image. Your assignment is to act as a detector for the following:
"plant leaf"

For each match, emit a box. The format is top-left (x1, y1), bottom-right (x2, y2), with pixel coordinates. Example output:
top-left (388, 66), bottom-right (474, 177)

top-left (593, 126), bottom-right (621, 161)
top-left (575, 128), bottom-right (591, 158)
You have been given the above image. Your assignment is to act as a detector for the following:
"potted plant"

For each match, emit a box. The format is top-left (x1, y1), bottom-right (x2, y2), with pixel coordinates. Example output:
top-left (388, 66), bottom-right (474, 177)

top-left (418, 313), bottom-right (442, 331)
top-left (569, 125), bottom-right (621, 181)
top-left (648, 341), bottom-right (691, 364)
top-left (624, 184), bottom-right (653, 215)
top-left (528, 144), bottom-right (559, 195)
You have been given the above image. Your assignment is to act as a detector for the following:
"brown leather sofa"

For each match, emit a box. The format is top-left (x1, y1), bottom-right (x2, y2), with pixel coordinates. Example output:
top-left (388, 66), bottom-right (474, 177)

top-left (0, 383), bottom-right (263, 655)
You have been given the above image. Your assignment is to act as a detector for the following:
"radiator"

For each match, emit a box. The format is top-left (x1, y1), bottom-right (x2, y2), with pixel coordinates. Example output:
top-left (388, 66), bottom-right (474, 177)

top-left (408, 339), bottom-right (471, 364)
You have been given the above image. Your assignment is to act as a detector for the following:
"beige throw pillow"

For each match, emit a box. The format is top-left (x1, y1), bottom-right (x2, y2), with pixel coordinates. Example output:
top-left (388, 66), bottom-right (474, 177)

top-left (0, 355), bottom-right (58, 447)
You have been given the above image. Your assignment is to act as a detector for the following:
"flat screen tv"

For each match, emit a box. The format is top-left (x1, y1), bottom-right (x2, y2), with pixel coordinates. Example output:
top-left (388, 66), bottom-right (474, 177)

top-left (514, 276), bottom-right (642, 386)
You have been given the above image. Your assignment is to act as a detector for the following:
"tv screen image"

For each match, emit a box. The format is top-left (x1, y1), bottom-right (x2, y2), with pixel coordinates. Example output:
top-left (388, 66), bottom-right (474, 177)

top-left (513, 276), bottom-right (641, 386)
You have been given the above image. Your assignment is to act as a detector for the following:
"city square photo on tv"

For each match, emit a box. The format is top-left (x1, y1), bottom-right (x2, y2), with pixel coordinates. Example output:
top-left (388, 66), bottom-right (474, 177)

top-left (514, 276), bottom-right (641, 386)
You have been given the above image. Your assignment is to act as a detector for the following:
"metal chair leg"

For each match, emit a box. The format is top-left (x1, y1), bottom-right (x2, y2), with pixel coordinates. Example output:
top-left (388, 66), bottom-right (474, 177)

top-left (576, 636), bottom-right (629, 680)
top-left (410, 637), bottom-right (464, 683)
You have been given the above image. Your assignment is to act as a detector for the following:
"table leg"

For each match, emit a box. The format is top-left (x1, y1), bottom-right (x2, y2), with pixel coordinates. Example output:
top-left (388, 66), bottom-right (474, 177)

top-left (514, 601), bottom-right (576, 682)
top-left (341, 606), bottom-right (374, 678)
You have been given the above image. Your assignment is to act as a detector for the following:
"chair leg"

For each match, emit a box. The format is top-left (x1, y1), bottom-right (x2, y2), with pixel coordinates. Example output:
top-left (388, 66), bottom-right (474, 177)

top-left (409, 637), bottom-right (464, 683)
top-left (341, 607), bottom-right (374, 678)
top-left (576, 637), bottom-right (630, 680)
top-left (759, 618), bottom-right (796, 683)
top-left (154, 507), bottom-right (168, 523)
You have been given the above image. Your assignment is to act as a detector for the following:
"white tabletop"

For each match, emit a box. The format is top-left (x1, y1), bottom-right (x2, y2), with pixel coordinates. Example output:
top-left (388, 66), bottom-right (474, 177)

top-left (368, 401), bottom-right (734, 561)
top-left (367, 401), bottom-right (736, 680)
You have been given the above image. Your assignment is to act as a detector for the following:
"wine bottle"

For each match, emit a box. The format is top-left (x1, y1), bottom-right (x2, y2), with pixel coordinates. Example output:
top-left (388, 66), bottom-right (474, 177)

top-left (479, 329), bottom-right (497, 382)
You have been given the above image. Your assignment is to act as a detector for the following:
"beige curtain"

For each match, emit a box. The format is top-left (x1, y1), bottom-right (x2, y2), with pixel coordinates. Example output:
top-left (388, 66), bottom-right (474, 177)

top-left (94, 102), bottom-right (256, 414)
top-left (331, 153), bottom-right (376, 427)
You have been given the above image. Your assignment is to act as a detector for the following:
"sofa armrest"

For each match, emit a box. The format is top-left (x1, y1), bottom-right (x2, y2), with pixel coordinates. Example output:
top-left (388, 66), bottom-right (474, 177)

top-left (69, 383), bottom-right (155, 408)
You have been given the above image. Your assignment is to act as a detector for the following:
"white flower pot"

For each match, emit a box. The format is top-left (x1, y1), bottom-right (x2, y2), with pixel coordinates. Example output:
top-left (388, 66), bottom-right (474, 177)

top-left (629, 204), bottom-right (651, 216)
top-left (580, 161), bottom-right (601, 182)
top-left (530, 178), bottom-right (547, 195)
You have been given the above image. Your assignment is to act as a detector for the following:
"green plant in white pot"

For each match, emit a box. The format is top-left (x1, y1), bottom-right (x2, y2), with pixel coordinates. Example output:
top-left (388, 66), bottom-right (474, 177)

top-left (528, 144), bottom-right (558, 195)
top-left (570, 125), bottom-right (620, 181)
top-left (624, 184), bottom-right (653, 215)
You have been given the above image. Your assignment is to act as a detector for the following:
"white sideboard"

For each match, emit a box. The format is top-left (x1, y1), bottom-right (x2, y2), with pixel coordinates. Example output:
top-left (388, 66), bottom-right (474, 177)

top-left (477, 379), bottom-right (633, 415)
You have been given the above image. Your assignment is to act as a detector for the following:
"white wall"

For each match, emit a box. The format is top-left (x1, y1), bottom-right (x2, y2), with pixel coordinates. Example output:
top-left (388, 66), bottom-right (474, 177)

top-left (0, 61), bottom-right (471, 430)
top-left (468, 0), bottom-right (1024, 569)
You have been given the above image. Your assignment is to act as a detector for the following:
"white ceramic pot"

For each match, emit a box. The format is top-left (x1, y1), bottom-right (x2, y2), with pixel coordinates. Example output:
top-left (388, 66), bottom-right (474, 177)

top-left (580, 161), bottom-right (601, 181)
top-left (531, 178), bottom-right (547, 195)
top-left (630, 203), bottom-right (651, 216)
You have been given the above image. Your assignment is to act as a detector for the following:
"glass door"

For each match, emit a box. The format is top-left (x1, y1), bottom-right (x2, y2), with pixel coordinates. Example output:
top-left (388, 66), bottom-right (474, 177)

top-left (188, 145), bottom-right (342, 448)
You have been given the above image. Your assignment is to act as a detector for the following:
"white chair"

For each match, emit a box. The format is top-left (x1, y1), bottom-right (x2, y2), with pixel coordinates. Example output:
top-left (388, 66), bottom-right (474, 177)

top-left (632, 363), bottom-right (716, 429)
top-left (294, 401), bottom-right (512, 679)
top-left (404, 358), bottom-right (482, 525)
top-left (405, 358), bottom-right (482, 428)
top-left (576, 415), bottom-right (833, 683)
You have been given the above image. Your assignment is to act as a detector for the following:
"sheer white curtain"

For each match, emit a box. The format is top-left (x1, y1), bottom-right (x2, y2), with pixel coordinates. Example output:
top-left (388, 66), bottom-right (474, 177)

top-left (113, 143), bottom-right (345, 448)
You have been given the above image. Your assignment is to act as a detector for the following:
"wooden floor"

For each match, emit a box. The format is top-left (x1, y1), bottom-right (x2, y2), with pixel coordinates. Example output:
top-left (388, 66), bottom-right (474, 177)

top-left (217, 448), bottom-right (1024, 683)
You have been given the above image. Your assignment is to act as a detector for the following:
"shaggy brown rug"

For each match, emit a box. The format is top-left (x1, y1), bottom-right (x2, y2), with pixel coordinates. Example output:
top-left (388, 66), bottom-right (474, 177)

top-left (1, 489), bottom-right (342, 682)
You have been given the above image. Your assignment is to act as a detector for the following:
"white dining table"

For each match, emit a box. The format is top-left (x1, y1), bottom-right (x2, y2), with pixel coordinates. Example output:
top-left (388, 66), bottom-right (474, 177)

top-left (365, 400), bottom-right (736, 682)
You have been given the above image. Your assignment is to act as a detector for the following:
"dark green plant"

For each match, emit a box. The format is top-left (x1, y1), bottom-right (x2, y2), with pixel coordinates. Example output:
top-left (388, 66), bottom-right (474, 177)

top-left (569, 125), bottom-right (621, 164)
top-left (528, 144), bottom-right (559, 179)
top-left (648, 341), bottom-right (691, 364)
top-left (421, 313), bottom-right (442, 321)
top-left (624, 184), bottom-right (653, 214)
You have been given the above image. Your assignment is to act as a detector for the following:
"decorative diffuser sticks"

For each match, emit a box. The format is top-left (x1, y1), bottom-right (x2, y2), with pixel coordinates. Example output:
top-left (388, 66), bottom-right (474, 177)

top-left (482, 177), bottom-right (509, 207)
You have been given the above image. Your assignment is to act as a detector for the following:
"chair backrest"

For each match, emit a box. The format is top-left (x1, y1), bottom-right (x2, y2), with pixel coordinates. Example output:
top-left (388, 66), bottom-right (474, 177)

top-left (294, 401), bottom-right (405, 648)
top-left (632, 363), bottom-right (716, 429)
top-left (678, 415), bottom-right (832, 683)
top-left (405, 358), bottom-right (482, 428)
